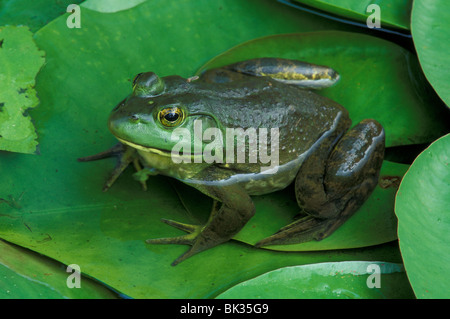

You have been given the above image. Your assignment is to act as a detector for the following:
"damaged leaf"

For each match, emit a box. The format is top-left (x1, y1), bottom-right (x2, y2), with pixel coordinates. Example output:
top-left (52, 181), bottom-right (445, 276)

top-left (0, 26), bottom-right (45, 154)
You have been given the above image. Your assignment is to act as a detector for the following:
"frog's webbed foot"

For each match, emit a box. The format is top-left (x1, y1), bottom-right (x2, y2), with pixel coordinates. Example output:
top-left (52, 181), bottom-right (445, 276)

top-left (78, 142), bottom-right (148, 192)
top-left (255, 214), bottom-right (348, 247)
top-left (146, 219), bottom-right (204, 266)
top-left (146, 200), bottom-right (220, 266)
top-left (148, 185), bottom-right (255, 266)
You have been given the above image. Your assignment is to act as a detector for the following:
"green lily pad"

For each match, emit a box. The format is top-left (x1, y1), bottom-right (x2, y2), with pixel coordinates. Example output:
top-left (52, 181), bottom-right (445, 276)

top-left (216, 261), bottom-right (414, 299)
top-left (0, 0), bottom-right (408, 299)
top-left (0, 240), bottom-right (118, 298)
top-left (0, 0), bottom-right (83, 32)
top-left (411, 0), bottom-right (450, 108)
top-left (198, 31), bottom-right (448, 148)
top-left (0, 26), bottom-right (45, 154)
top-left (81, 0), bottom-right (148, 13)
top-left (395, 134), bottom-right (450, 298)
top-left (292, 0), bottom-right (412, 30)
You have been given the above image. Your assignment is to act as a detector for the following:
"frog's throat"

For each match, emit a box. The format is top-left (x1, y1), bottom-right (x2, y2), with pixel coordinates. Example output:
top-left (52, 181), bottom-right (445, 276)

top-left (116, 137), bottom-right (202, 160)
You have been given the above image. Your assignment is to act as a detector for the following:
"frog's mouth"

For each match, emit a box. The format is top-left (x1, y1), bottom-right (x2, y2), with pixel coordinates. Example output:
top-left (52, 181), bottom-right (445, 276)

top-left (117, 137), bottom-right (203, 160)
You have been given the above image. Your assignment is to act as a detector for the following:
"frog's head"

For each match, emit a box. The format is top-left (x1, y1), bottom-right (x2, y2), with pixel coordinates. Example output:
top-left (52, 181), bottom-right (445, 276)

top-left (108, 72), bottom-right (224, 159)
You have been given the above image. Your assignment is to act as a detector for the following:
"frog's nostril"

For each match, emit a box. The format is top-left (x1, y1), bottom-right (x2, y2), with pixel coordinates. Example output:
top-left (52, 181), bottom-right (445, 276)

top-left (130, 114), bottom-right (140, 122)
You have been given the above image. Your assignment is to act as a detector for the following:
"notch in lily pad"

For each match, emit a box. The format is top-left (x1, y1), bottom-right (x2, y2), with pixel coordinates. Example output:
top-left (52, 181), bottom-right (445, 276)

top-left (132, 72), bottom-right (165, 97)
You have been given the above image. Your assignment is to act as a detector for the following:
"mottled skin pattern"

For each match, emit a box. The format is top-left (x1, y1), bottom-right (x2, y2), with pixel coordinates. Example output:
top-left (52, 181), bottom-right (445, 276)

top-left (80, 58), bottom-right (385, 265)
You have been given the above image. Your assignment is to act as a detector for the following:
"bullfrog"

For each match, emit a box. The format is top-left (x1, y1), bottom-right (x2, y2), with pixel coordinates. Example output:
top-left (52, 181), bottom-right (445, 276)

top-left (79, 58), bottom-right (385, 266)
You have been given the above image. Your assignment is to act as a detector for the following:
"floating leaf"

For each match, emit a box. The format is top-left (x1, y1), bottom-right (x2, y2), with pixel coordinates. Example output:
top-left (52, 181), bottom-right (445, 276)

top-left (291, 0), bottom-right (412, 30)
top-left (411, 0), bottom-right (450, 107)
top-left (81, 0), bottom-right (148, 13)
top-left (0, 26), bottom-right (44, 154)
top-left (0, 0), bottom-right (407, 298)
top-left (0, 0), bottom-right (83, 32)
top-left (0, 240), bottom-right (118, 298)
top-left (395, 134), bottom-right (450, 298)
top-left (216, 261), bottom-right (414, 299)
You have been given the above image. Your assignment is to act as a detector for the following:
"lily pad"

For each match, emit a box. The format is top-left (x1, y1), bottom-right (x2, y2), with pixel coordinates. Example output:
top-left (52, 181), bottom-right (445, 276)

top-left (0, 0), bottom-right (406, 299)
top-left (81, 0), bottom-right (148, 13)
top-left (0, 25), bottom-right (44, 154)
top-left (292, 0), bottom-right (412, 30)
top-left (295, 0), bottom-right (413, 30)
top-left (0, 0), bottom-right (83, 32)
top-left (411, 0), bottom-right (450, 108)
top-left (216, 261), bottom-right (414, 299)
top-left (0, 240), bottom-right (118, 298)
top-left (395, 134), bottom-right (450, 298)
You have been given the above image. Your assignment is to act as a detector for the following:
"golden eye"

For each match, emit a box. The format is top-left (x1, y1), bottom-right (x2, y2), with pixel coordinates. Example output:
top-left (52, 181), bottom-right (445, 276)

top-left (158, 107), bottom-right (185, 127)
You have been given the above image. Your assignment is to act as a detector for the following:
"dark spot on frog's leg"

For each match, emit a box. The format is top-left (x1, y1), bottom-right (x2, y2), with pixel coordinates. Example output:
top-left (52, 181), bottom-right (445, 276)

top-left (0, 39), bottom-right (3, 48)
top-left (18, 88), bottom-right (27, 94)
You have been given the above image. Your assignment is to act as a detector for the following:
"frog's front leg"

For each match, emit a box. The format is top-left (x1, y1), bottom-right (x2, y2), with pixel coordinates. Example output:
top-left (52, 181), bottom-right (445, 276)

top-left (256, 119), bottom-right (385, 247)
top-left (78, 143), bottom-right (150, 191)
top-left (146, 184), bottom-right (255, 266)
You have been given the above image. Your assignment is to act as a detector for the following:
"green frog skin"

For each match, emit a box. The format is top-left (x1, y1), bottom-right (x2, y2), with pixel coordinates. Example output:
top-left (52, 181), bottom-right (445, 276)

top-left (79, 58), bottom-right (385, 266)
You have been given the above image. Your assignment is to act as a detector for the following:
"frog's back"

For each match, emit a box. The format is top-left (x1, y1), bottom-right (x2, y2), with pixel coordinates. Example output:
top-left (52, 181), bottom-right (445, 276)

top-left (168, 76), bottom-right (351, 195)
top-left (188, 77), bottom-right (350, 163)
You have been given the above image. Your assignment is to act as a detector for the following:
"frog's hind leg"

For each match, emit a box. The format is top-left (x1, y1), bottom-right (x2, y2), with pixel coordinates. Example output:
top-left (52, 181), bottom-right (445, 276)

top-left (147, 185), bottom-right (255, 266)
top-left (199, 58), bottom-right (340, 88)
top-left (227, 58), bottom-right (340, 89)
top-left (146, 201), bottom-right (219, 246)
top-left (255, 215), bottom-right (343, 247)
top-left (256, 119), bottom-right (385, 248)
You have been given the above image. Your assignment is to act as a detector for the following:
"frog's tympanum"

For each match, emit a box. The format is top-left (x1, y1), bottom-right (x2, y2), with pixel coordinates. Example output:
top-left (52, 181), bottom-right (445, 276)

top-left (79, 58), bottom-right (385, 266)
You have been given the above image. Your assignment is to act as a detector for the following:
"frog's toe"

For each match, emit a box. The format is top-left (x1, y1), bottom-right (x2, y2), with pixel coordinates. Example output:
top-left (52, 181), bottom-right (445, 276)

top-left (146, 230), bottom-right (211, 266)
top-left (146, 218), bottom-right (202, 244)
top-left (77, 142), bottom-right (125, 162)
top-left (78, 142), bottom-right (139, 192)
top-left (146, 219), bottom-right (208, 265)
top-left (145, 233), bottom-right (197, 246)
top-left (255, 215), bottom-right (342, 247)
top-left (159, 218), bottom-right (200, 233)
top-left (171, 246), bottom-right (205, 266)
top-left (146, 233), bottom-right (207, 266)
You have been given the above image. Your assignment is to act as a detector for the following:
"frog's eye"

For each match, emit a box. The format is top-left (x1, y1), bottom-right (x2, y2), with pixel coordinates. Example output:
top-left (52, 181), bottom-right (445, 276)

top-left (132, 72), bottom-right (165, 97)
top-left (158, 107), bottom-right (185, 127)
